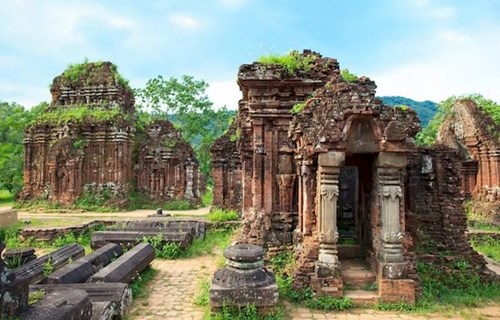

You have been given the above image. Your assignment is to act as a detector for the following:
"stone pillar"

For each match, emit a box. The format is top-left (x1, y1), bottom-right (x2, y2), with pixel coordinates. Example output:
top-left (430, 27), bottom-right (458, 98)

top-left (301, 161), bottom-right (314, 235)
top-left (376, 153), bottom-right (407, 279)
top-left (185, 161), bottom-right (194, 200)
top-left (316, 151), bottom-right (344, 276)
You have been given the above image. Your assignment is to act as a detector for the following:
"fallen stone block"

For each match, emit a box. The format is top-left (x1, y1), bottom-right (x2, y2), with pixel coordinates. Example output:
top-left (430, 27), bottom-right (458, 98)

top-left (23, 289), bottom-right (92, 320)
top-left (46, 243), bottom-right (123, 284)
top-left (30, 282), bottom-right (132, 319)
top-left (88, 243), bottom-right (155, 284)
top-left (13, 243), bottom-right (85, 285)
top-left (91, 230), bottom-right (192, 250)
top-left (0, 208), bottom-right (17, 228)
top-left (2, 247), bottom-right (37, 268)
top-left (115, 220), bottom-right (206, 239)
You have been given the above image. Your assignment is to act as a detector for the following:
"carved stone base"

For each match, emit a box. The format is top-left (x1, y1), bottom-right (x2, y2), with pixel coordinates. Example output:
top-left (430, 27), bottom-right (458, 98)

top-left (378, 260), bottom-right (408, 279)
top-left (379, 242), bottom-right (404, 263)
top-left (315, 261), bottom-right (340, 278)
top-left (378, 278), bottom-right (415, 304)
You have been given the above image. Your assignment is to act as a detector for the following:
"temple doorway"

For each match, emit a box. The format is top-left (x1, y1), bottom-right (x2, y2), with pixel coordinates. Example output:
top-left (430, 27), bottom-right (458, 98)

top-left (337, 153), bottom-right (376, 260)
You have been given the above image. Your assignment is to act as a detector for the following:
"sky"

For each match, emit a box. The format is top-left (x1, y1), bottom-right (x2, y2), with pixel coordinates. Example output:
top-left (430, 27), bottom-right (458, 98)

top-left (0, 0), bottom-right (499, 109)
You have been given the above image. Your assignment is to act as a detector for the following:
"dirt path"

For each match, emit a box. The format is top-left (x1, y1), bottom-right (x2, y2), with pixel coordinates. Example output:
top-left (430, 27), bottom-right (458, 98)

top-left (127, 255), bottom-right (500, 320)
top-left (16, 207), bottom-right (212, 228)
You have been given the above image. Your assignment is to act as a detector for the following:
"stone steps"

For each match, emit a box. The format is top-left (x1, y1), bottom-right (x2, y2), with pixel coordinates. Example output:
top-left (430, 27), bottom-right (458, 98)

top-left (341, 259), bottom-right (376, 290)
top-left (344, 290), bottom-right (379, 306)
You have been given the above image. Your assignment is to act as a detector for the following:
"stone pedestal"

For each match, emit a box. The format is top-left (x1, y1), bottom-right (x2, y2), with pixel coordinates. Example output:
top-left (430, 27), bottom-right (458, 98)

top-left (210, 244), bottom-right (278, 311)
top-left (0, 209), bottom-right (17, 228)
top-left (0, 242), bottom-right (29, 318)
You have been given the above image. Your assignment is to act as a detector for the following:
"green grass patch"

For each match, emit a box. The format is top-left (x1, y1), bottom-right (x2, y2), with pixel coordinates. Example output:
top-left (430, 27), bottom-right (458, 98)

top-left (470, 236), bottom-right (500, 262)
top-left (258, 51), bottom-right (316, 75)
top-left (28, 289), bottom-right (46, 305)
top-left (340, 68), bottom-right (358, 83)
top-left (182, 227), bottom-right (235, 258)
top-left (201, 188), bottom-right (213, 207)
top-left (206, 208), bottom-right (240, 222)
top-left (129, 266), bottom-right (158, 298)
top-left (0, 189), bottom-right (14, 207)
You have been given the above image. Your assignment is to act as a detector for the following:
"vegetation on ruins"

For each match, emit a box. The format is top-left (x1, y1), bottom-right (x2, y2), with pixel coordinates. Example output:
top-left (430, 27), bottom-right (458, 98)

top-left (28, 289), bottom-right (46, 305)
top-left (340, 68), bottom-right (358, 83)
top-left (258, 50), bottom-right (316, 75)
top-left (470, 236), bottom-right (500, 262)
top-left (416, 93), bottom-right (500, 146)
top-left (290, 102), bottom-right (305, 114)
top-left (59, 58), bottom-right (130, 88)
top-left (31, 105), bottom-right (126, 126)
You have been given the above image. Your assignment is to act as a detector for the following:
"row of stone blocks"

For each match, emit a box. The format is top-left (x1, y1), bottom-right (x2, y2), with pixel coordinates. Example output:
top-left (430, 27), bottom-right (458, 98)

top-left (91, 219), bottom-right (207, 250)
top-left (5, 242), bottom-right (155, 319)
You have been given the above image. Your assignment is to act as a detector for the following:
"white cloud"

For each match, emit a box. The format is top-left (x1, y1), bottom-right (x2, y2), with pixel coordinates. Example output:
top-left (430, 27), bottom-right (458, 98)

top-left (168, 13), bottom-right (201, 30)
top-left (206, 81), bottom-right (241, 109)
top-left (0, 83), bottom-right (50, 107)
top-left (373, 27), bottom-right (500, 102)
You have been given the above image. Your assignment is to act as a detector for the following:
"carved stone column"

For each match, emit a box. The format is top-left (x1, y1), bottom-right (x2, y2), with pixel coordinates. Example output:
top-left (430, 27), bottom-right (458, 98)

top-left (376, 153), bottom-right (407, 279)
top-left (185, 162), bottom-right (195, 200)
top-left (276, 174), bottom-right (296, 213)
top-left (316, 152), bottom-right (344, 276)
top-left (379, 184), bottom-right (404, 263)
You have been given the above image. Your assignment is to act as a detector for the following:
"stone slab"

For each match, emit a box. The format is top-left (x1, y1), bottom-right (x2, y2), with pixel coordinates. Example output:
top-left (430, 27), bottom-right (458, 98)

top-left (23, 289), bottom-right (92, 320)
top-left (0, 208), bottom-right (17, 227)
top-left (31, 282), bottom-right (132, 319)
top-left (13, 243), bottom-right (85, 285)
top-left (46, 243), bottom-right (123, 284)
top-left (210, 283), bottom-right (279, 308)
top-left (80, 242), bottom-right (123, 270)
top-left (88, 243), bottom-right (155, 284)
top-left (91, 230), bottom-right (192, 250)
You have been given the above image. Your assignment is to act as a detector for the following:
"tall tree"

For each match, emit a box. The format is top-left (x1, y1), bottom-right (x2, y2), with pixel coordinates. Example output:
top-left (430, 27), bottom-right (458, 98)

top-left (135, 75), bottom-right (235, 177)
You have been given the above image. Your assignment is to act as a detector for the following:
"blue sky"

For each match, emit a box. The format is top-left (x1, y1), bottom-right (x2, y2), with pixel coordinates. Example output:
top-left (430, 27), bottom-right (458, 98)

top-left (1, 0), bottom-right (499, 109)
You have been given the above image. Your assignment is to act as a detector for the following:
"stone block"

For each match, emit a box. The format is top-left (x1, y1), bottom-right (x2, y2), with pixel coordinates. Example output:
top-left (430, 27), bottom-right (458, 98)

top-left (0, 208), bottom-right (17, 227)
top-left (88, 243), bottom-right (155, 284)
top-left (376, 152), bottom-right (407, 168)
top-left (46, 260), bottom-right (95, 284)
top-left (378, 278), bottom-right (415, 304)
top-left (30, 282), bottom-right (132, 319)
top-left (13, 243), bottom-right (85, 285)
top-left (318, 151), bottom-right (345, 167)
top-left (23, 289), bottom-right (92, 320)
top-left (91, 230), bottom-right (192, 250)
top-left (80, 242), bottom-right (123, 270)
top-left (1, 242), bottom-right (29, 318)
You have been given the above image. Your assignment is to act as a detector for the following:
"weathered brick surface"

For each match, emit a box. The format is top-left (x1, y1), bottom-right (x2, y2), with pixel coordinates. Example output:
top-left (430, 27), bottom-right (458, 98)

top-left (137, 120), bottom-right (202, 203)
top-left (437, 99), bottom-right (500, 223)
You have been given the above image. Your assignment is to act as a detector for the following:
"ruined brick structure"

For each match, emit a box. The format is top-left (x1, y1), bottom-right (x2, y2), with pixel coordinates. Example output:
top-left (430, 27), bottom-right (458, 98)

top-left (214, 50), bottom-right (490, 303)
top-left (137, 120), bottom-right (201, 202)
top-left (21, 62), bottom-right (201, 205)
top-left (437, 100), bottom-right (500, 223)
top-left (210, 122), bottom-right (242, 210)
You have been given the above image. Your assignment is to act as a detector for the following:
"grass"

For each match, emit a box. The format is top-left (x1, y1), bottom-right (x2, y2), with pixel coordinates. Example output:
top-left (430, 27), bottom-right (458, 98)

top-left (0, 221), bottom-right (104, 254)
top-left (258, 50), bottom-right (316, 75)
top-left (201, 188), bottom-right (213, 207)
top-left (0, 189), bottom-right (14, 207)
top-left (470, 236), bottom-right (500, 262)
top-left (28, 289), bottom-right (46, 305)
top-left (129, 266), bottom-right (159, 299)
top-left (205, 208), bottom-right (240, 222)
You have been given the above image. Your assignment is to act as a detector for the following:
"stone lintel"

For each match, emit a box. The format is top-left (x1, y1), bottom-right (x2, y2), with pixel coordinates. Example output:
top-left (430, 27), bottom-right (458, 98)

top-left (318, 151), bottom-right (345, 167)
top-left (376, 152), bottom-right (407, 168)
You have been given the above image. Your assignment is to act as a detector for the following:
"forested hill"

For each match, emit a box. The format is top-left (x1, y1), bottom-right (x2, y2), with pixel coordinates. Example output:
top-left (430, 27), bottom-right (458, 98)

top-left (379, 96), bottom-right (437, 127)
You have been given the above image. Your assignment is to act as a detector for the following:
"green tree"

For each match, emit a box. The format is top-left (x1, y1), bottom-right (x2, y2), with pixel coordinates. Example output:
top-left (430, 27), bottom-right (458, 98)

top-left (0, 101), bottom-right (32, 194)
top-left (135, 75), bottom-right (235, 177)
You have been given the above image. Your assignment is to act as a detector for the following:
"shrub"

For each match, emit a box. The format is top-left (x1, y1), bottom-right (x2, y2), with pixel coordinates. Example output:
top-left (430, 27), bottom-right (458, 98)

top-left (340, 68), bottom-right (358, 83)
top-left (290, 103), bottom-right (305, 114)
top-left (206, 209), bottom-right (240, 222)
top-left (258, 51), bottom-right (316, 75)
top-left (142, 234), bottom-right (182, 259)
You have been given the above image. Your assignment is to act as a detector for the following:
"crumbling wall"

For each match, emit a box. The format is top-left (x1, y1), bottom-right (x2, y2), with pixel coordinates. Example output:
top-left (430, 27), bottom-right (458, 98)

top-left (406, 147), bottom-right (489, 278)
top-left (21, 62), bottom-right (135, 205)
top-left (210, 122), bottom-right (242, 210)
top-left (136, 120), bottom-right (201, 203)
top-left (437, 100), bottom-right (500, 223)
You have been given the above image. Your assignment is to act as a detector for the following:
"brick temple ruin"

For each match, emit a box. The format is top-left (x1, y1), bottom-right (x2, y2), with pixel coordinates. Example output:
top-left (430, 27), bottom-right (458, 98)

top-left (212, 50), bottom-right (490, 303)
top-left (437, 99), bottom-right (500, 224)
top-left (20, 61), bottom-right (201, 205)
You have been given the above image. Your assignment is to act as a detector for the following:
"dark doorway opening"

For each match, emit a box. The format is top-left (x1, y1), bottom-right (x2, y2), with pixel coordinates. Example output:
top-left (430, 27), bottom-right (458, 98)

top-left (337, 153), bottom-right (376, 259)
